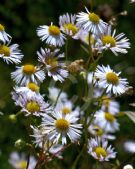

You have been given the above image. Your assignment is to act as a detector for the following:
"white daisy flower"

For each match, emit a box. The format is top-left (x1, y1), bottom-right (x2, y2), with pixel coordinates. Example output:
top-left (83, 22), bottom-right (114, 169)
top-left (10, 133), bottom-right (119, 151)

top-left (76, 7), bottom-right (107, 35)
top-left (9, 151), bottom-right (36, 169)
top-left (124, 141), bottom-right (135, 153)
top-left (31, 125), bottom-right (63, 159)
top-left (37, 48), bottom-right (68, 82)
top-left (37, 23), bottom-right (65, 47)
top-left (59, 13), bottom-right (80, 39)
top-left (48, 87), bottom-right (68, 103)
top-left (88, 137), bottom-right (116, 161)
top-left (55, 100), bottom-right (80, 117)
top-left (95, 110), bottom-right (119, 133)
top-left (101, 95), bottom-right (120, 113)
top-left (88, 124), bottom-right (116, 140)
top-left (0, 44), bottom-right (23, 64)
top-left (11, 64), bottom-right (45, 85)
top-left (41, 111), bottom-right (82, 144)
top-left (97, 25), bottom-right (130, 56)
top-left (11, 83), bottom-right (40, 101)
top-left (31, 125), bottom-right (48, 147)
top-left (0, 24), bottom-right (11, 43)
top-left (123, 164), bottom-right (134, 169)
top-left (13, 93), bottom-right (51, 116)
top-left (95, 65), bottom-right (128, 95)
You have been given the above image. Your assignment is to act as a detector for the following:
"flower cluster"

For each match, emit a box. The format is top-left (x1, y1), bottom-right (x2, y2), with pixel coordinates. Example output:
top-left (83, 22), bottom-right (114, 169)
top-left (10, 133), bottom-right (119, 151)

top-left (1, 4), bottom-right (134, 169)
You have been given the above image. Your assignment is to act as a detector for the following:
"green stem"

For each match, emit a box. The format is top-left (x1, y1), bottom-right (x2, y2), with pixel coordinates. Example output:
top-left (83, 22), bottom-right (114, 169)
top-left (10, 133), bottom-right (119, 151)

top-left (90, 0), bottom-right (94, 11)
top-left (26, 154), bottom-right (30, 169)
top-left (65, 38), bottom-right (68, 62)
top-left (70, 146), bottom-right (85, 169)
top-left (53, 85), bottom-right (64, 108)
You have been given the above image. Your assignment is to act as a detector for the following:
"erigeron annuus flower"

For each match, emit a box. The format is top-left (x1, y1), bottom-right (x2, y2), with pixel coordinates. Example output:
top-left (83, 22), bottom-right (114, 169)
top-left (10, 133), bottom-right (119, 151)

top-left (13, 93), bottom-right (51, 116)
top-left (88, 137), bottom-right (116, 161)
top-left (95, 110), bottom-right (119, 133)
top-left (0, 23), bottom-right (11, 43)
top-left (0, 44), bottom-right (23, 64)
top-left (101, 95), bottom-right (120, 113)
top-left (97, 25), bottom-right (130, 56)
top-left (31, 125), bottom-right (64, 159)
top-left (41, 111), bottom-right (82, 144)
top-left (11, 64), bottom-right (45, 85)
top-left (31, 125), bottom-right (48, 147)
top-left (9, 151), bottom-right (36, 169)
top-left (37, 48), bottom-right (68, 82)
top-left (76, 7), bottom-right (107, 35)
top-left (12, 83), bottom-right (40, 100)
top-left (88, 124), bottom-right (116, 140)
top-left (95, 65), bottom-right (128, 95)
top-left (37, 23), bottom-right (65, 47)
top-left (55, 100), bottom-right (80, 117)
top-left (59, 13), bottom-right (80, 39)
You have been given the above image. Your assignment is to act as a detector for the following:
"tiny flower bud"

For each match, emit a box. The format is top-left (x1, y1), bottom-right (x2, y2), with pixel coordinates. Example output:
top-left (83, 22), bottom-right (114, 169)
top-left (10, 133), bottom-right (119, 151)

top-left (80, 71), bottom-right (86, 79)
top-left (9, 114), bottom-right (17, 123)
top-left (120, 10), bottom-right (128, 16)
top-left (15, 139), bottom-right (25, 149)
top-left (125, 86), bottom-right (134, 95)
top-left (68, 59), bottom-right (84, 73)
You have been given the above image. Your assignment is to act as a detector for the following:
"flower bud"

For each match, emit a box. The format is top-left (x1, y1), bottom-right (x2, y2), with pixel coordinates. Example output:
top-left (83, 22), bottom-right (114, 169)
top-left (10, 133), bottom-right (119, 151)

top-left (15, 139), bottom-right (25, 149)
top-left (9, 114), bottom-right (17, 123)
top-left (80, 71), bottom-right (86, 79)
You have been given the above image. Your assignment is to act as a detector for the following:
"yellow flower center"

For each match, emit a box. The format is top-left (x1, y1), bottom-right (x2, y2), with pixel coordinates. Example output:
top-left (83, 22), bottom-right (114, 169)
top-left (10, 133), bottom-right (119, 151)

top-left (26, 101), bottom-right (40, 113)
top-left (27, 83), bottom-right (39, 92)
top-left (46, 57), bottom-right (58, 68)
top-left (93, 125), bottom-right (104, 136)
top-left (55, 118), bottom-right (69, 131)
top-left (105, 112), bottom-right (116, 122)
top-left (0, 24), bottom-right (5, 31)
top-left (95, 147), bottom-right (107, 158)
top-left (89, 13), bottom-right (100, 24)
top-left (102, 35), bottom-right (116, 47)
top-left (23, 64), bottom-right (36, 75)
top-left (0, 45), bottom-right (10, 56)
top-left (17, 160), bottom-right (27, 169)
top-left (62, 107), bottom-right (71, 115)
top-left (49, 25), bottom-right (60, 36)
top-left (63, 23), bottom-right (78, 35)
top-left (106, 72), bottom-right (119, 85)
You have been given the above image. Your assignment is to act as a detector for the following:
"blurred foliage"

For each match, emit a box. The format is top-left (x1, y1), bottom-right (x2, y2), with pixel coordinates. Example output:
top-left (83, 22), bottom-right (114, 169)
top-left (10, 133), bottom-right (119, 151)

top-left (0, 0), bottom-right (135, 168)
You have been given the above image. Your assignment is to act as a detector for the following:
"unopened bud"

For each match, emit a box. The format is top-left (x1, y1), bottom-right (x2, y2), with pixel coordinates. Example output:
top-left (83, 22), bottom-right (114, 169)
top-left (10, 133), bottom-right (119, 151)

top-left (15, 139), bottom-right (25, 149)
top-left (125, 86), bottom-right (134, 95)
top-left (9, 114), bottom-right (17, 123)
top-left (68, 59), bottom-right (84, 73)
top-left (109, 17), bottom-right (117, 26)
top-left (120, 10), bottom-right (128, 16)
top-left (80, 71), bottom-right (86, 79)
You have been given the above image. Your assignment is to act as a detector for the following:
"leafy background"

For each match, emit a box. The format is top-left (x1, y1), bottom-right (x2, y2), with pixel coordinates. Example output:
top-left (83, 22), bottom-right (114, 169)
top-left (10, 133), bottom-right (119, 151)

top-left (0, 0), bottom-right (135, 168)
